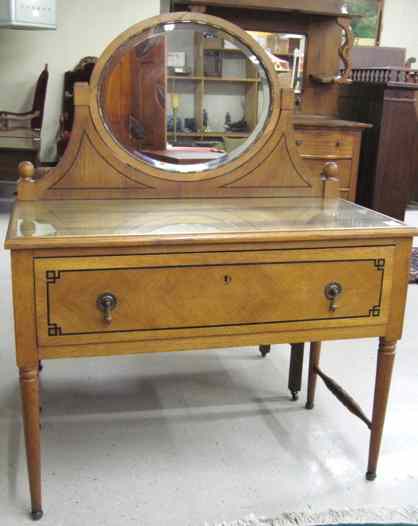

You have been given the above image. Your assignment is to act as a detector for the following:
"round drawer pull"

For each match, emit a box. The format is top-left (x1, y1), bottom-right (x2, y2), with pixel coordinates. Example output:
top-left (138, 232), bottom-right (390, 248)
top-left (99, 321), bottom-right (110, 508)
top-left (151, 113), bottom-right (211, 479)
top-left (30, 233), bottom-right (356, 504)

top-left (336, 140), bottom-right (342, 147)
top-left (295, 139), bottom-right (303, 146)
top-left (324, 282), bottom-right (343, 312)
top-left (321, 161), bottom-right (339, 181)
top-left (97, 292), bottom-right (117, 324)
top-left (224, 275), bottom-right (232, 284)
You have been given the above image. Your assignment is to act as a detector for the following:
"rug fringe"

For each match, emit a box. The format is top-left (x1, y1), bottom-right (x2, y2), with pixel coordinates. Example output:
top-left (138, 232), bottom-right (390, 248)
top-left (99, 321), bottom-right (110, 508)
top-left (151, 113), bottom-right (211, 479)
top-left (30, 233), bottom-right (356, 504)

top-left (209, 506), bottom-right (418, 526)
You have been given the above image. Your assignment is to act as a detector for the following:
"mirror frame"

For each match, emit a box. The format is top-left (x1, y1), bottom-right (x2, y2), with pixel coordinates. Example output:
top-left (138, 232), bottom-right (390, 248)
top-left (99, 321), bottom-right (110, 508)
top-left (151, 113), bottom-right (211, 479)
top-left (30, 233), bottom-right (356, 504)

top-left (89, 12), bottom-right (280, 182)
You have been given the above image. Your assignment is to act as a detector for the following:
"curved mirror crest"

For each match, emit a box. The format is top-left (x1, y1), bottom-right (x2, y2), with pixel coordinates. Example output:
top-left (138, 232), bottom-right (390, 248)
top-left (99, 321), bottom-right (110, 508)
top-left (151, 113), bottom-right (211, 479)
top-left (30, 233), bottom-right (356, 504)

top-left (98, 21), bottom-right (272, 174)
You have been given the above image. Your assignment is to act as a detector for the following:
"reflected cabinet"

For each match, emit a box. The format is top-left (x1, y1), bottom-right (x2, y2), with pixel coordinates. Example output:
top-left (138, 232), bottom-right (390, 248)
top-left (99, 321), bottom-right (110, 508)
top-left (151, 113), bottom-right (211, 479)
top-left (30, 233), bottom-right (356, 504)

top-left (170, 0), bottom-right (371, 201)
top-left (4, 10), bottom-right (416, 521)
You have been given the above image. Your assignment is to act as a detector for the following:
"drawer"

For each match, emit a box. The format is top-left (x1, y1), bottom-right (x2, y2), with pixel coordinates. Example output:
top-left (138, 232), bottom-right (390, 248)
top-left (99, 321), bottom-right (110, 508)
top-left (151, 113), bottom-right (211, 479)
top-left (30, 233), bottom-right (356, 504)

top-left (305, 158), bottom-right (352, 189)
top-left (34, 247), bottom-right (393, 346)
top-left (295, 130), bottom-right (354, 157)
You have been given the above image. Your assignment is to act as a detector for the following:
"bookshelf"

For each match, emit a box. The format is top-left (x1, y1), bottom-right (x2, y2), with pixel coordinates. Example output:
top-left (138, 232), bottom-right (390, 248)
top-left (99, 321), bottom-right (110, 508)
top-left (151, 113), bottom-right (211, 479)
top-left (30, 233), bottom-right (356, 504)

top-left (167, 32), bottom-right (262, 142)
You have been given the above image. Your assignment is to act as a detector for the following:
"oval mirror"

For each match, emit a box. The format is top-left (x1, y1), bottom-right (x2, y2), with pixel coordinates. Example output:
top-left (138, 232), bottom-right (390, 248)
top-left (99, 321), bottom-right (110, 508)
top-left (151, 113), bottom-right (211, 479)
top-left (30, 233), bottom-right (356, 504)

top-left (97, 19), bottom-right (272, 174)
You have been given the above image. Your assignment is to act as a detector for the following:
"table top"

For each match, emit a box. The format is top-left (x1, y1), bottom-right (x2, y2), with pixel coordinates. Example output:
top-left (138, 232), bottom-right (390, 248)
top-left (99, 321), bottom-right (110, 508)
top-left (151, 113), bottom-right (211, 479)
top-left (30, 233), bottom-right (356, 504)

top-left (5, 198), bottom-right (416, 250)
top-left (294, 113), bottom-right (371, 130)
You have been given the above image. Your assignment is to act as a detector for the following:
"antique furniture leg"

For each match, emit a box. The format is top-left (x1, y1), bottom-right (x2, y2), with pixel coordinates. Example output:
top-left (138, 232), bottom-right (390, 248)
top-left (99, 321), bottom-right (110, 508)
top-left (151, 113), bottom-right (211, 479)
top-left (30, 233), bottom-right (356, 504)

top-left (259, 344), bottom-right (271, 357)
top-left (19, 367), bottom-right (43, 521)
top-left (306, 341), bottom-right (322, 409)
top-left (366, 338), bottom-right (397, 481)
top-left (288, 343), bottom-right (304, 401)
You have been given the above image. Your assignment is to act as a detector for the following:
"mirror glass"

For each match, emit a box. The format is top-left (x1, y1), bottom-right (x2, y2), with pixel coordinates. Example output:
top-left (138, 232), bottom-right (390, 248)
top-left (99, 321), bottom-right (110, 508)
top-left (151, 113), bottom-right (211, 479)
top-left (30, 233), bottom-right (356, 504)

top-left (247, 31), bottom-right (306, 94)
top-left (98, 21), bottom-right (272, 173)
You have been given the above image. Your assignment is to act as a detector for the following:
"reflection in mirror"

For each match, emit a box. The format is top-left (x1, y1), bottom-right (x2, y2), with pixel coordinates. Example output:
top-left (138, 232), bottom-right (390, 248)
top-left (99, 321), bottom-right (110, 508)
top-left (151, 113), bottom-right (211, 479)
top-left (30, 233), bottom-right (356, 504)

top-left (247, 31), bottom-right (306, 94)
top-left (99, 22), bottom-right (272, 173)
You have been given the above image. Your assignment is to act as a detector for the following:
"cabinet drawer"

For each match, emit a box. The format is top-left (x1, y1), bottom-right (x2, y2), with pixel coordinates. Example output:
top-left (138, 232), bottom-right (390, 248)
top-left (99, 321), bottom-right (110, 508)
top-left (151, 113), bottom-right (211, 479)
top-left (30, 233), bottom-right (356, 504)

top-left (34, 247), bottom-right (393, 346)
top-left (305, 158), bottom-right (352, 189)
top-left (295, 130), bottom-right (354, 157)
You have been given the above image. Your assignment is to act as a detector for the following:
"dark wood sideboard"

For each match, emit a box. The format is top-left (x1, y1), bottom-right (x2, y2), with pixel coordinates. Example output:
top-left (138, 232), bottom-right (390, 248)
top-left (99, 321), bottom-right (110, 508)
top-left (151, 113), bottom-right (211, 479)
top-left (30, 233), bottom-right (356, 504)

top-left (339, 70), bottom-right (418, 220)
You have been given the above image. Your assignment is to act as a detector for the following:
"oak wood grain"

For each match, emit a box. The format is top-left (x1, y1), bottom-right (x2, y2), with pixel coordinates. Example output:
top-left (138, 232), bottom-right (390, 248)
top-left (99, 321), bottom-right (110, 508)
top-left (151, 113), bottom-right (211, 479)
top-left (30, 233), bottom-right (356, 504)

top-left (33, 246), bottom-right (394, 347)
top-left (4, 10), bottom-right (417, 517)
top-left (19, 367), bottom-right (42, 519)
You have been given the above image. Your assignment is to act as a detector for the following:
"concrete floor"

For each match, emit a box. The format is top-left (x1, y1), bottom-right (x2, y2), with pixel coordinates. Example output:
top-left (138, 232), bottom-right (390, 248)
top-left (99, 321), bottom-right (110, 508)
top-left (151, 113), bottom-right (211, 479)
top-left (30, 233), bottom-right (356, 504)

top-left (1, 201), bottom-right (417, 526)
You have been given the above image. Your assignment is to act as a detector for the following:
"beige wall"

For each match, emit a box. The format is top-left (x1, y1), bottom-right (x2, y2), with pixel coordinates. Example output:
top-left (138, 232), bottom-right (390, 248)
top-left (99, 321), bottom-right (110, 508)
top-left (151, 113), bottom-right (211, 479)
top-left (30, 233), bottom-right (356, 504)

top-left (380, 0), bottom-right (418, 62)
top-left (0, 0), bottom-right (161, 161)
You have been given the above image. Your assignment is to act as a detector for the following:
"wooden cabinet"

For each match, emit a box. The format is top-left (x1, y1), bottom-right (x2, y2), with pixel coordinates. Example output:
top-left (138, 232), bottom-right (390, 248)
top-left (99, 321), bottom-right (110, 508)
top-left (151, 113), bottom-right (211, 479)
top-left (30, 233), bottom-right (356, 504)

top-left (170, 2), bottom-right (369, 203)
top-left (171, 0), bottom-right (354, 116)
top-left (339, 78), bottom-right (418, 220)
top-left (294, 115), bottom-right (369, 201)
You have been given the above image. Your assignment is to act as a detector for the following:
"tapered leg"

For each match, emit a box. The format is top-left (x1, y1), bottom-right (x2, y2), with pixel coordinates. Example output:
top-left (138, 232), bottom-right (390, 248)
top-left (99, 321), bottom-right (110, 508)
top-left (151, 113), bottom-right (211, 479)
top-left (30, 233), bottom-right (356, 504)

top-left (20, 367), bottom-right (43, 520)
top-left (259, 344), bottom-right (271, 358)
top-left (306, 342), bottom-right (322, 410)
top-left (288, 343), bottom-right (304, 401)
top-left (366, 338), bottom-right (396, 481)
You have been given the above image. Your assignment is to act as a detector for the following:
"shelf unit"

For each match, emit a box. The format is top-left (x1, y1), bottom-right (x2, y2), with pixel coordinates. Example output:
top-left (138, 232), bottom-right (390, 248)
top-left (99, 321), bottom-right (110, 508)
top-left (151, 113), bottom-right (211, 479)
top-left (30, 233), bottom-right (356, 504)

top-left (168, 75), bottom-right (260, 82)
top-left (167, 33), bottom-right (260, 141)
top-left (167, 131), bottom-right (250, 140)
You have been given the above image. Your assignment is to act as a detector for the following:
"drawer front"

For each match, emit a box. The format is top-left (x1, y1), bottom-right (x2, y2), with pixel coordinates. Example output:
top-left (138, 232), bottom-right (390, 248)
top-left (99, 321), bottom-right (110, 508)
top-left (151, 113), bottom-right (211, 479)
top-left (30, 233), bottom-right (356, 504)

top-left (305, 158), bottom-right (352, 191)
top-left (295, 130), bottom-right (354, 157)
top-left (34, 247), bottom-right (393, 346)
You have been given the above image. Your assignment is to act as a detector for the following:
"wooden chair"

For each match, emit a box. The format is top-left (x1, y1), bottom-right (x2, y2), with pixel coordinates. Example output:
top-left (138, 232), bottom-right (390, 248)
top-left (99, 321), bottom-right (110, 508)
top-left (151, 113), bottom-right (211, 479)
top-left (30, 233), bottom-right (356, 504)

top-left (0, 64), bottom-right (49, 197)
top-left (57, 57), bottom-right (97, 157)
top-left (0, 64), bottom-right (49, 152)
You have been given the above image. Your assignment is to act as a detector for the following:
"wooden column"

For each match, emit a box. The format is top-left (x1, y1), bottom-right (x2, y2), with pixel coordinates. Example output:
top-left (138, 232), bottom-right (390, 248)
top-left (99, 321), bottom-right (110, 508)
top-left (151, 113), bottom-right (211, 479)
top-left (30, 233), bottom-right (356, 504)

top-left (288, 343), bottom-right (304, 401)
top-left (366, 338), bottom-right (396, 481)
top-left (19, 367), bottom-right (43, 520)
top-left (306, 341), bottom-right (322, 409)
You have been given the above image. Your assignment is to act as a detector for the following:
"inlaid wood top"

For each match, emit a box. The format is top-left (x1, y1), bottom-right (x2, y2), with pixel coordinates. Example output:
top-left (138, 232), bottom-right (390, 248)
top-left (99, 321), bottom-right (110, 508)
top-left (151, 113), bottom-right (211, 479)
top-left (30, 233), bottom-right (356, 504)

top-left (5, 198), bottom-right (415, 249)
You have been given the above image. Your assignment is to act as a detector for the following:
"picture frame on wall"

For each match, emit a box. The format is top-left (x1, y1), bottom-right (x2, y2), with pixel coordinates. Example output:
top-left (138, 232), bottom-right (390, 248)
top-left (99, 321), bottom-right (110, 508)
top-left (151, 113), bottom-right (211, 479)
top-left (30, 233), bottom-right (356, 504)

top-left (346, 0), bottom-right (385, 46)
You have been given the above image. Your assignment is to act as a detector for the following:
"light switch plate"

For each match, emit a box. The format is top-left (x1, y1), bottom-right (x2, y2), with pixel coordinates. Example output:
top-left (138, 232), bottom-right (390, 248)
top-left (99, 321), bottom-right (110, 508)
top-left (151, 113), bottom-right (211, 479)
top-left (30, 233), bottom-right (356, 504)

top-left (0, 0), bottom-right (56, 29)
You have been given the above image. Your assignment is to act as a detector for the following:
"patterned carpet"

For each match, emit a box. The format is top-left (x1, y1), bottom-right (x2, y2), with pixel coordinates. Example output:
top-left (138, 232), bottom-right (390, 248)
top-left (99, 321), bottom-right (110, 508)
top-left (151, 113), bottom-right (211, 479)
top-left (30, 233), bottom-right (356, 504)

top-left (210, 507), bottom-right (418, 526)
top-left (410, 248), bottom-right (418, 283)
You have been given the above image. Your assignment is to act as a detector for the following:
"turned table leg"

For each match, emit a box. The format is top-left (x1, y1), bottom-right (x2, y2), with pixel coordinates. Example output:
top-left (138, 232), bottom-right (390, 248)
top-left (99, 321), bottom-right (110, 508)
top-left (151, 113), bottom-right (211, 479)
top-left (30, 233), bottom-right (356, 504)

top-left (288, 343), bottom-right (304, 401)
top-left (20, 367), bottom-right (43, 520)
top-left (366, 338), bottom-right (396, 481)
top-left (306, 342), bottom-right (321, 410)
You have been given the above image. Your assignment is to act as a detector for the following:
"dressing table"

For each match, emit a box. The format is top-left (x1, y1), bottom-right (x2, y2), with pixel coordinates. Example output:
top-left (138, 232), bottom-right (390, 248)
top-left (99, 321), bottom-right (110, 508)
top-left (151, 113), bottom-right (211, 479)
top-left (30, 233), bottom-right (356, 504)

top-left (5, 12), bottom-right (417, 521)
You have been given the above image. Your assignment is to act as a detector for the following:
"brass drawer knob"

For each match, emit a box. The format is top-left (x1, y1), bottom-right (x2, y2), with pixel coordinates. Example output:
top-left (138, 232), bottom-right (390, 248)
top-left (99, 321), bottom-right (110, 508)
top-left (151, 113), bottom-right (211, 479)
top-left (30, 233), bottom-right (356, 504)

top-left (97, 293), bottom-right (117, 324)
top-left (324, 282), bottom-right (343, 312)
top-left (295, 139), bottom-right (303, 146)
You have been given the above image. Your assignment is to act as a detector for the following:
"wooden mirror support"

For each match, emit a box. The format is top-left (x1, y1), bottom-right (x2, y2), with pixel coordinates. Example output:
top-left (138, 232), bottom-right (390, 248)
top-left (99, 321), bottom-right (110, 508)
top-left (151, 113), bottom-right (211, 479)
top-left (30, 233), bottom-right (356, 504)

top-left (16, 12), bottom-right (338, 202)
